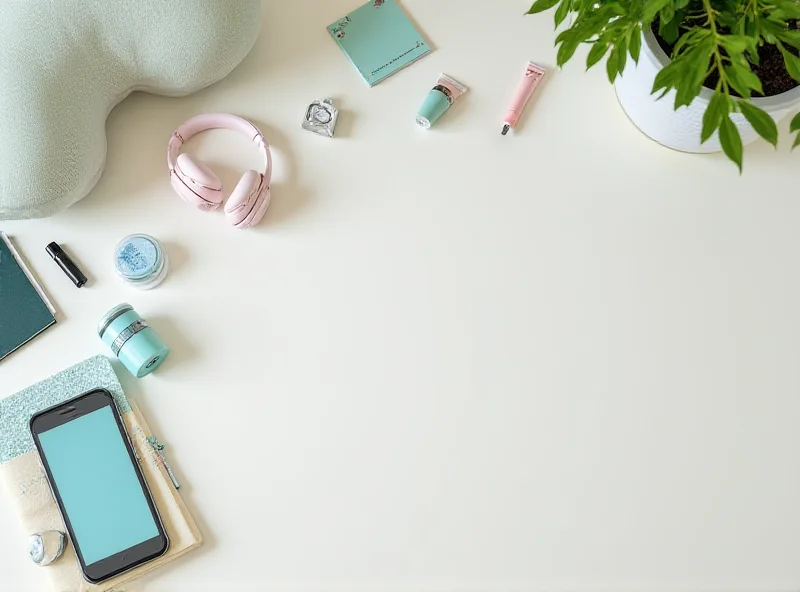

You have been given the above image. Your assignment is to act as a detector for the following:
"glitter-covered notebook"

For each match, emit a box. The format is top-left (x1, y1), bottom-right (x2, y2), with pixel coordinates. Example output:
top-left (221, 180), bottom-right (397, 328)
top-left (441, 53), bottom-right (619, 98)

top-left (0, 356), bottom-right (202, 591)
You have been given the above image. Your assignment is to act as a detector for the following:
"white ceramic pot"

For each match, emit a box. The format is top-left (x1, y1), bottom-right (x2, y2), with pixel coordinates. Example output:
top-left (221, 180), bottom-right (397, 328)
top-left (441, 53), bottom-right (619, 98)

top-left (615, 29), bottom-right (800, 153)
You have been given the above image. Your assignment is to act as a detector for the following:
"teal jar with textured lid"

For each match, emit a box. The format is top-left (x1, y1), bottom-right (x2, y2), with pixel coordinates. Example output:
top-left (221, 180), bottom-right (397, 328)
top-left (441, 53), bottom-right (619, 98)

top-left (98, 304), bottom-right (169, 377)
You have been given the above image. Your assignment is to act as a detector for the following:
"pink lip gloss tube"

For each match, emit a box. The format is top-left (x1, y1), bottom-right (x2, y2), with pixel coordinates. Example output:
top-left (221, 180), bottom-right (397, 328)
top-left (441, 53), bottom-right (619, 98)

top-left (502, 62), bottom-right (546, 135)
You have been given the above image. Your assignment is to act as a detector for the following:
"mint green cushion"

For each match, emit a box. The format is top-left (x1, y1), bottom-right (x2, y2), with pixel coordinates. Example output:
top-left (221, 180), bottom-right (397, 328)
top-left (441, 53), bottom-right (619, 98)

top-left (0, 0), bottom-right (261, 220)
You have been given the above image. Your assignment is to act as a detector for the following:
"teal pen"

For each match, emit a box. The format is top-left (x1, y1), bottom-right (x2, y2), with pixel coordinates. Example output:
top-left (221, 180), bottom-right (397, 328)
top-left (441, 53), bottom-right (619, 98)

top-left (147, 436), bottom-right (180, 490)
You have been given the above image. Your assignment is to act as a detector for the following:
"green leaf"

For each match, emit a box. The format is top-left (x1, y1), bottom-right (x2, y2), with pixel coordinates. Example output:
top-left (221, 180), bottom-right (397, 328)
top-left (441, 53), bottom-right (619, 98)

top-left (673, 27), bottom-right (711, 56)
top-left (673, 39), bottom-right (714, 108)
top-left (660, 5), bottom-right (675, 23)
top-left (761, 18), bottom-right (785, 44)
top-left (659, 15), bottom-right (680, 44)
top-left (779, 43), bottom-right (800, 82)
top-left (629, 27), bottom-right (642, 63)
top-left (673, 33), bottom-right (693, 56)
top-left (617, 38), bottom-right (628, 74)
top-left (556, 35), bottom-right (581, 67)
top-left (744, 18), bottom-right (756, 39)
top-left (790, 111), bottom-right (800, 133)
top-left (724, 64), bottom-right (760, 98)
top-left (527, 0), bottom-right (561, 14)
top-left (554, 0), bottom-right (571, 27)
top-left (555, 28), bottom-right (572, 45)
top-left (607, 45), bottom-right (620, 83)
top-left (731, 16), bottom-right (745, 36)
top-left (747, 45), bottom-right (760, 65)
top-left (775, 0), bottom-right (800, 19)
top-left (720, 35), bottom-right (757, 54)
top-left (652, 58), bottom-right (681, 96)
top-left (715, 9), bottom-right (738, 30)
top-left (565, 6), bottom-right (622, 44)
top-left (701, 92), bottom-right (729, 143)
top-left (793, 132), bottom-right (800, 150)
top-left (642, 0), bottom-right (671, 23)
top-left (719, 116), bottom-right (743, 172)
top-left (586, 41), bottom-right (609, 69)
top-left (778, 29), bottom-right (800, 50)
top-left (739, 101), bottom-right (778, 147)
top-left (736, 63), bottom-right (763, 94)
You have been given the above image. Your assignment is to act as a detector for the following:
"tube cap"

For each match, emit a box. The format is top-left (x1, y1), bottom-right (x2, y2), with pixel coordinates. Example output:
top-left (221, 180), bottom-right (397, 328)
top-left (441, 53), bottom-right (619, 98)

top-left (416, 89), bottom-right (452, 129)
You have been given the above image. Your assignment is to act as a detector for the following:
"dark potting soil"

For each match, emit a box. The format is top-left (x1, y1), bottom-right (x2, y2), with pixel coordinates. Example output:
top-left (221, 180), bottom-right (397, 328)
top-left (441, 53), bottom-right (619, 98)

top-left (652, 23), bottom-right (799, 97)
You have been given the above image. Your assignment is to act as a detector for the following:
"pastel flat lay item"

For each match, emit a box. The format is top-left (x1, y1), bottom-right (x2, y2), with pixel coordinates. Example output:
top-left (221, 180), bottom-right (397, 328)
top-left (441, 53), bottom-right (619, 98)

top-left (113, 234), bottom-right (171, 290)
top-left (0, 0), bottom-right (261, 220)
top-left (0, 356), bottom-right (202, 591)
top-left (328, 0), bottom-right (431, 86)
top-left (0, 233), bottom-right (57, 361)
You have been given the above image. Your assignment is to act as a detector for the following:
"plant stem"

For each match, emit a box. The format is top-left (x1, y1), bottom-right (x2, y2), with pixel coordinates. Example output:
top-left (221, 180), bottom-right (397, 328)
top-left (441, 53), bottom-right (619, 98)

top-left (702, 0), bottom-right (731, 93)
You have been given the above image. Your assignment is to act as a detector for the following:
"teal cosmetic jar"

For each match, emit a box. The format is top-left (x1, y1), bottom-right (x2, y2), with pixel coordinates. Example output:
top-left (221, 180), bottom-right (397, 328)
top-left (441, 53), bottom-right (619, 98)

top-left (98, 304), bottom-right (169, 377)
top-left (114, 234), bottom-right (170, 290)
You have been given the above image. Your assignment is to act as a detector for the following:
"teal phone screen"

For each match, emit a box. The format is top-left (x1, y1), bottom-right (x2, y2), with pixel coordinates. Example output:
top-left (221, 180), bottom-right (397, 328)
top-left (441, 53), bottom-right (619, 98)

top-left (38, 407), bottom-right (159, 565)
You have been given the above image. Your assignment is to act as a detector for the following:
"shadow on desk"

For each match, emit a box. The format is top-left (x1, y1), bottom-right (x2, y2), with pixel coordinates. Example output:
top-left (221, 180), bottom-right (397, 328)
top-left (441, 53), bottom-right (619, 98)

top-left (253, 119), bottom-right (314, 228)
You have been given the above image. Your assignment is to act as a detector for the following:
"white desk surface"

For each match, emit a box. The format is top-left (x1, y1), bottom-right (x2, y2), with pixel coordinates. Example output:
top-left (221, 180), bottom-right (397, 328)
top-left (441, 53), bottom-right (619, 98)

top-left (3, 1), bottom-right (800, 590)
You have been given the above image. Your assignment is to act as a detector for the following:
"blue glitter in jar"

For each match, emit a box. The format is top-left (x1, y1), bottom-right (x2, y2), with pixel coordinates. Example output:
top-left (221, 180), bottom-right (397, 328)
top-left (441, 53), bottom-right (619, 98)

top-left (113, 234), bottom-right (170, 290)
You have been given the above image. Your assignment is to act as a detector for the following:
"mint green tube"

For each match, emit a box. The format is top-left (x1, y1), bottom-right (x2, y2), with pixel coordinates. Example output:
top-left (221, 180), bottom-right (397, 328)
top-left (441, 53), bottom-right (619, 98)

top-left (416, 74), bottom-right (468, 129)
top-left (416, 89), bottom-right (452, 129)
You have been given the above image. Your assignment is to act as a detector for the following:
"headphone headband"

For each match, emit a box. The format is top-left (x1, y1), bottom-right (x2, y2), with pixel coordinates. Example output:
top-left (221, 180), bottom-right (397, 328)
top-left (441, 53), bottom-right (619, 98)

top-left (167, 113), bottom-right (271, 183)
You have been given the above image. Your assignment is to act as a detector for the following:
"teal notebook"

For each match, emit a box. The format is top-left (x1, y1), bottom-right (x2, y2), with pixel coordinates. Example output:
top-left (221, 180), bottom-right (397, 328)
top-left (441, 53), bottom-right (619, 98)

top-left (0, 232), bottom-right (56, 361)
top-left (328, 0), bottom-right (430, 86)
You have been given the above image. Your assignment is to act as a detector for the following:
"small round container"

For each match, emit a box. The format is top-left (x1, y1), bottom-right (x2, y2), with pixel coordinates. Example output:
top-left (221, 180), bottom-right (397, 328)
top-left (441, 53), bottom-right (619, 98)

top-left (113, 234), bottom-right (170, 290)
top-left (98, 303), bottom-right (169, 377)
top-left (29, 531), bottom-right (66, 567)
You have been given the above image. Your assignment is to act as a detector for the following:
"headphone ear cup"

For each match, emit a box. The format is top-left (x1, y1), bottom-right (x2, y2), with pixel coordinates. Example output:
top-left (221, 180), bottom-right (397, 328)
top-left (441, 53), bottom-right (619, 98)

top-left (244, 185), bottom-right (271, 229)
top-left (175, 153), bottom-right (223, 210)
top-left (171, 172), bottom-right (203, 208)
top-left (225, 170), bottom-right (265, 228)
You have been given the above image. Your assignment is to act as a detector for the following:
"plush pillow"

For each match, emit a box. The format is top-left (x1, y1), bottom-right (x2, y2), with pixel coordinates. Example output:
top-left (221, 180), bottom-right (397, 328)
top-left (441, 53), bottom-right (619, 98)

top-left (0, 0), bottom-right (261, 220)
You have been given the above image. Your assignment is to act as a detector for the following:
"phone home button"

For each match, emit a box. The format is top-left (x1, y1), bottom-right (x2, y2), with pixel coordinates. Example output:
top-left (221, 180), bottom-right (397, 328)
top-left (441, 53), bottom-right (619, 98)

top-left (122, 553), bottom-right (130, 562)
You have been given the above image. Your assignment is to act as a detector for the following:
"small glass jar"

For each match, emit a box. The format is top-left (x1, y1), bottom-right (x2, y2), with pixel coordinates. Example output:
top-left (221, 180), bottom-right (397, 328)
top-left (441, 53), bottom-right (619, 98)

top-left (98, 303), bottom-right (169, 377)
top-left (113, 234), bottom-right (170, 290)
top-left (28, 531), bottom-right (66, 567)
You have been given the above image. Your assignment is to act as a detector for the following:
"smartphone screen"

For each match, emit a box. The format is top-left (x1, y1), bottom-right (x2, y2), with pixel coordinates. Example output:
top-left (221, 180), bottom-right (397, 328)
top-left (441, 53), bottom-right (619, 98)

top-left (30, 390), bottom-right (168, 582)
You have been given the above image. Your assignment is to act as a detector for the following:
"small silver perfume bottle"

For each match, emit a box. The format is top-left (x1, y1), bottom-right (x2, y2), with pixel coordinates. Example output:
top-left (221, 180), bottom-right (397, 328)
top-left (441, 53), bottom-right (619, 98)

top-left (302, 98), bottom-right (338, 138)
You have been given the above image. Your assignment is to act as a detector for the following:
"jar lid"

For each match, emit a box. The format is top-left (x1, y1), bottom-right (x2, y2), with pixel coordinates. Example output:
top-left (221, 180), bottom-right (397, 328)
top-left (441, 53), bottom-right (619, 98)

top-left (97, 303), bottom-right (133, 337)
top-left (114, 234), bottom-right (163, 282)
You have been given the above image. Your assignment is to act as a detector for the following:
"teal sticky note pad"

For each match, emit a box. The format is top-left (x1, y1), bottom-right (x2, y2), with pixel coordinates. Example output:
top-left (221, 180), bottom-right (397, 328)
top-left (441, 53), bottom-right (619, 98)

top-left (328, 0), bottom-right (431, 86)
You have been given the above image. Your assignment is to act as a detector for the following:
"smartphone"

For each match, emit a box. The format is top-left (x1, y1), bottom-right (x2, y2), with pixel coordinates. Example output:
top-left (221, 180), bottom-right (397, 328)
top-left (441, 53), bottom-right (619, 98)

top-left (29, 389), bottom-right (169, 583)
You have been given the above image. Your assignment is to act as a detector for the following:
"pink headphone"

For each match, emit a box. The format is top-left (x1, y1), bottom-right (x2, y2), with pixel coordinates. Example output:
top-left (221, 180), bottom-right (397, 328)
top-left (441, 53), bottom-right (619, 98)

top-left (167, 113), bottom-right (272, 229)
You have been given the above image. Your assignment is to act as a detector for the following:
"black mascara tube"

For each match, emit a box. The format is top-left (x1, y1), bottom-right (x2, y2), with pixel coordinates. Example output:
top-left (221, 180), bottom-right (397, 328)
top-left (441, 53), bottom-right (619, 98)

top-left (46, 242), bottom-right (87, 288)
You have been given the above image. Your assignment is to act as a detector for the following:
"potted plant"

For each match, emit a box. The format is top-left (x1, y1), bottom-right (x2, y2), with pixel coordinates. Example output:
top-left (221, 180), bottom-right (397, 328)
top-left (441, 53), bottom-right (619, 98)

top-left (527, 0), bottom-right (800, 170)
